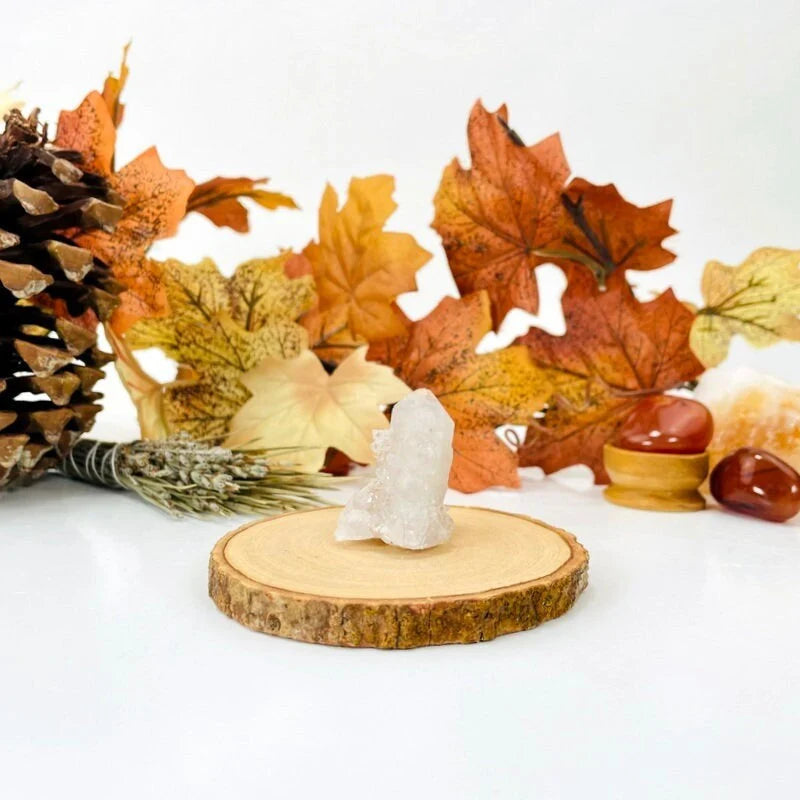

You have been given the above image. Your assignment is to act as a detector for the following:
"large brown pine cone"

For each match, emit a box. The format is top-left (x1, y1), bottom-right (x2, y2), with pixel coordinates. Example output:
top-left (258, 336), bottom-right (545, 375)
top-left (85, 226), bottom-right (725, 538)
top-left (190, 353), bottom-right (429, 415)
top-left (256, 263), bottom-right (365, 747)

top-left (0, 109), bottom-right (123, 488)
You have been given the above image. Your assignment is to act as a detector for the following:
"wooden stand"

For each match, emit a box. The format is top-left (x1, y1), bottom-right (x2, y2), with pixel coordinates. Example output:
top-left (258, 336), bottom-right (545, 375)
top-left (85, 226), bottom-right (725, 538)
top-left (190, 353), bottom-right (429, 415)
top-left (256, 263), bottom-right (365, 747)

top-left (209, 506), bottom-right (588, 649)
top-left (603, 443), bottom-right (709, 512)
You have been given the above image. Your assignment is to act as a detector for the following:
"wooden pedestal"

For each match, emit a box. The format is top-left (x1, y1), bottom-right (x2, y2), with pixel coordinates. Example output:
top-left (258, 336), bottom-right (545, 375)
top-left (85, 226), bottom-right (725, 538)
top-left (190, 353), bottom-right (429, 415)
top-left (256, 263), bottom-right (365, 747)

top-left (603, 443), bottom-right (709, 512)
top-left (209, 506), bottom-right (588, 649)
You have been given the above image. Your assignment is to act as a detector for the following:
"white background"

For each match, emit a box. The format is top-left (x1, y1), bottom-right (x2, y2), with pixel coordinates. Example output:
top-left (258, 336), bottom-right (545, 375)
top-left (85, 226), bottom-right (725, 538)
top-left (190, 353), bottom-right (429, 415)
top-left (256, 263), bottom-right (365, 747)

top-left (1, 2), bottom-right (799, 798)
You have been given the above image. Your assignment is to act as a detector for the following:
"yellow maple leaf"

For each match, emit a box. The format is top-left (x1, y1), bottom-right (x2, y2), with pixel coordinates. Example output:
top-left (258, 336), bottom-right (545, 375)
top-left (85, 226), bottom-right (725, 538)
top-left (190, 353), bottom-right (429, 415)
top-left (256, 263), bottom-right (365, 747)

top-left (225, 347), bottom-right (410, 471)
top-left (297, 175), bottom-right (431, 362)
top-left (691, 248), bottom-right (800, 367)
top-left (124, 254), bottom-right (315, 439)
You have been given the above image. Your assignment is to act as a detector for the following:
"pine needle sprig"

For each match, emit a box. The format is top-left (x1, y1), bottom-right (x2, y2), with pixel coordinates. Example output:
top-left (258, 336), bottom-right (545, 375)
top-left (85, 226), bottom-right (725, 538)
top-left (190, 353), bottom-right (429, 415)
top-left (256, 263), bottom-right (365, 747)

top-left (58, 434), bottom-right (332, 518)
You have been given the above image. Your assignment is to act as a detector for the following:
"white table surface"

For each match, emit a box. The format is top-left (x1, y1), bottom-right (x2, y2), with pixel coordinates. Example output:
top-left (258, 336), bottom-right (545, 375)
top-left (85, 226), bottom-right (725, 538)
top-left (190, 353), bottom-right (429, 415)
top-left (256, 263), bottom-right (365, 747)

top-left (2, 466), bottom-right (798, 799)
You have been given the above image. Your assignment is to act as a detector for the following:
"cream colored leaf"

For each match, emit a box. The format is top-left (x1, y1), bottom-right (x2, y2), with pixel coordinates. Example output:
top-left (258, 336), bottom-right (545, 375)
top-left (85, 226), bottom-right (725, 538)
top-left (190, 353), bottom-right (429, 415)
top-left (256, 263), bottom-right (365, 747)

top-left (225, 347), bottom-right (410, 471)
top-left (691, 248), bottom-right (800, 367)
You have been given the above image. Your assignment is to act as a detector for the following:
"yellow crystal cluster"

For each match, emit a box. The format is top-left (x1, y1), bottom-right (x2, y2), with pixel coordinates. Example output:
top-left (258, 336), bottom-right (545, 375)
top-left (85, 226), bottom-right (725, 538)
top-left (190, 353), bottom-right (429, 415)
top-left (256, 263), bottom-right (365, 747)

top-left (696, 367), bottom-right (800, 475)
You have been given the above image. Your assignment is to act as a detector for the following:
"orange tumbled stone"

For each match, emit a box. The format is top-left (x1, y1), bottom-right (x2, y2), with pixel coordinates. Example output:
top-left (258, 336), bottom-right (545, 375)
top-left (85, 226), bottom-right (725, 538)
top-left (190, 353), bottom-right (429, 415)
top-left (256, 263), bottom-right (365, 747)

top-left (612, 395), bottom-right (713, 454)
top-left (710, 448), bottom-right (800, 523)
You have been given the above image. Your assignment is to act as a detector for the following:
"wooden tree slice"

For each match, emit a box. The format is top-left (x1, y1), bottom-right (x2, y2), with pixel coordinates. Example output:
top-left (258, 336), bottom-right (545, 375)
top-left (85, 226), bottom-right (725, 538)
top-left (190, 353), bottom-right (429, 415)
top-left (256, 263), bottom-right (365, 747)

top-left (209, 506), bottom-right (588, 649)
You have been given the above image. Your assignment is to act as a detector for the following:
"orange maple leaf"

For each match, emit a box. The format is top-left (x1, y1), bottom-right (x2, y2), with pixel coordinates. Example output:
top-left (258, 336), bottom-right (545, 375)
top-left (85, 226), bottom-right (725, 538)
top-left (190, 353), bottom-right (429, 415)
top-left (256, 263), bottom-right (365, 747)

top-left (432, 101), bottom-right (570, 327)
top-left (298, 175), bottom-right (430, 363)
top-left (55, 51), bottom-right (195, 334)
top-left (544, 178), bottom-right (676, 285)
top-left (187, 176), bottom-right (297, 232)
top-left (368, 291), bottom-right (552, 492)
top-left (73, 147), bottom-right (194, 333)
top-left (517, 270), bottom-right (704, 483)
top-left (54, 45), bottom-right (129, 173)
top-left (54, 91), bottom-right (116, 176)
top-left (450, 428), bottom-right (521, 494)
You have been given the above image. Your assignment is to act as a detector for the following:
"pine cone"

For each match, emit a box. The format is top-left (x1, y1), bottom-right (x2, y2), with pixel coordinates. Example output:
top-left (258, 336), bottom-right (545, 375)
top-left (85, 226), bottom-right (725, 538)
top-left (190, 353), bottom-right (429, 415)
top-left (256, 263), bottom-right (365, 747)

top-left (0, 109), bottom-right (123, 488)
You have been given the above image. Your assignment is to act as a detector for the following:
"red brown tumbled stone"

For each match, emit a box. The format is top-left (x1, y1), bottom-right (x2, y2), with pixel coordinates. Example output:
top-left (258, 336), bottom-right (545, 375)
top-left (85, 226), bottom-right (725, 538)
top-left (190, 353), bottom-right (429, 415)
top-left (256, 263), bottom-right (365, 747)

top-left (613, 395), bottom-right (713, 455)
top-left (710, 447), bottom-right (800, 523)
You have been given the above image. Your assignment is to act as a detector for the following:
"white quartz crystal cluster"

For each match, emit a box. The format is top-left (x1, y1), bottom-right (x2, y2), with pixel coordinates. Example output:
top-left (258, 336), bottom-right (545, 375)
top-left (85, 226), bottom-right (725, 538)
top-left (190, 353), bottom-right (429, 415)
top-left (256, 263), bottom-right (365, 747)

top-left (335, 389), bottom-right (455, 550)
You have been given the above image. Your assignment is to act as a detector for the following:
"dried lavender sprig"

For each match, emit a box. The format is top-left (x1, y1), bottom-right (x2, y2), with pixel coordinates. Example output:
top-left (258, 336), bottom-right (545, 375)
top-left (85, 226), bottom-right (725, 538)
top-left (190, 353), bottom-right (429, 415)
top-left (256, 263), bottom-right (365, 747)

top-left (57, 434), bottom-right (332, 518)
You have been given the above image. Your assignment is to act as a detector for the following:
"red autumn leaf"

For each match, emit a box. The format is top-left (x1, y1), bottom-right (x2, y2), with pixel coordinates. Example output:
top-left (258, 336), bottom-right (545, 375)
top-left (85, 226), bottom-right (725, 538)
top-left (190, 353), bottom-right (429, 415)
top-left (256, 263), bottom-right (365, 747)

top-left (545, 178), bottom-right (676, 285)
top-left (368, 291), bottom-right (551, 492)
top-left (33, 297), bottom-right (99, 333)
top-left (187, 176), bottom-right (297, 233)
top-left (517, 269), bottom-right (704, 483)
top-left (433, 101), bottom-right (678, 326)
top-left (432, 101), bottom-right (569, 327)
top-left (322, 448), bottom-right (355, 476)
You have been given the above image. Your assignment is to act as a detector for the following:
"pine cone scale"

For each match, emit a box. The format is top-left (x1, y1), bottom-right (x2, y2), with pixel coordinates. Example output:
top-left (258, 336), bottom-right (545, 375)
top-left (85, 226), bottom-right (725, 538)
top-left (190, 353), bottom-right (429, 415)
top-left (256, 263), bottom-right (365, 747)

top-left (0, 260), bottom-right (53, 298)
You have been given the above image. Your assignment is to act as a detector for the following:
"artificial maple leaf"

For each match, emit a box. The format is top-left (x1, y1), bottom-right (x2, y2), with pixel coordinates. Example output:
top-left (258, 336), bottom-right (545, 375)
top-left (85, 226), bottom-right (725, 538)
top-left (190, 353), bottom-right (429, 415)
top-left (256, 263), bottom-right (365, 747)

top-left (101, 42), bottom-right (130, 130)
top-left (54, 90), bottom-right (116, 176)
top-left (187, 176), bottom-right (297, 232)
top-left (321, 448), bottom-right (355, 476)
top-left (72, 147), bottom-right (195, 333)
top-left (125, 254), bottom-right (314, 439)
top-left (106, 327), bottom-right (168, 439)
top-left (451, 428), bottom-right (521, 493)
top-left (517, 270), bottom-right (704, 482)
top-left (296, 175), bottom-right (430, 362)
top-left (432, 101), bottom-right (570, 327)
top-left (225, 347), bottom-right (409, 471)
top-left (55, 51), bottom-right (195, 334)
top-left (543, 179), bottom-right (676, 286)
top-left (690, 248), bottom-right (800, 367)
top-left (54, 45), bottom-right (129, 174)
top-left (368, 290), bottom-right (552, 492)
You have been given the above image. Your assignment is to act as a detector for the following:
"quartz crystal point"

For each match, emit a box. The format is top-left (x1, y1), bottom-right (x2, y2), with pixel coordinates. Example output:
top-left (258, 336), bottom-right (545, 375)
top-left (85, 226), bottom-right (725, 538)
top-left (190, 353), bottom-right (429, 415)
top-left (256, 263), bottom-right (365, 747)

top-left (335, 389), bottom-right (455, 550)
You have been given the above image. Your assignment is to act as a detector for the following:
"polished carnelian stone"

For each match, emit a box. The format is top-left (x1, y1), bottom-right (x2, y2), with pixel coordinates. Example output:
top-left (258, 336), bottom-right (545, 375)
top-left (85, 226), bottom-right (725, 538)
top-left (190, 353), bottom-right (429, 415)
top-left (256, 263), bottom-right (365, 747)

top-left (612, 395), bottom-right (713, 454)
top-left (710, 447), bottom-right (800, 523)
